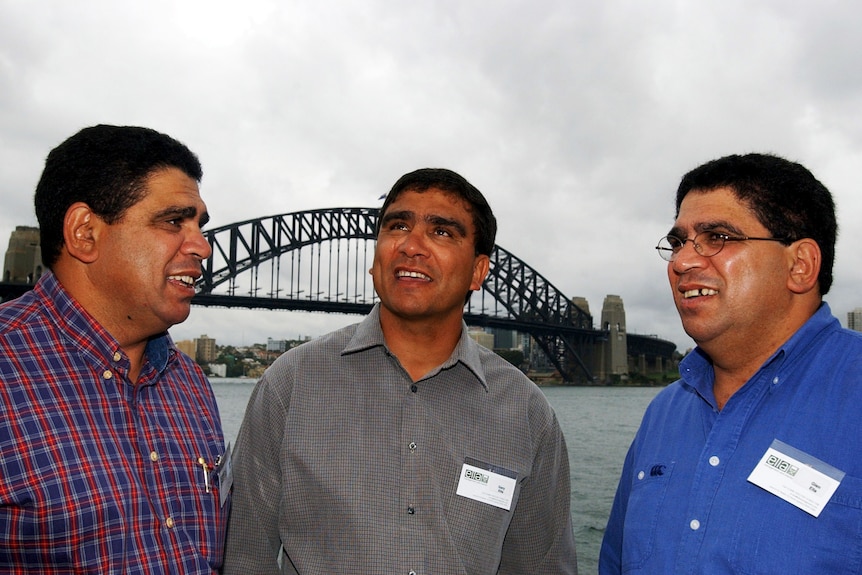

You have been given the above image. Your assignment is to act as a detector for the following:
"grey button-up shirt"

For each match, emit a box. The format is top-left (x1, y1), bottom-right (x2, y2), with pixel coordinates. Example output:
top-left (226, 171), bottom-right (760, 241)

top-left (222, 305), bottom-right (577, 574)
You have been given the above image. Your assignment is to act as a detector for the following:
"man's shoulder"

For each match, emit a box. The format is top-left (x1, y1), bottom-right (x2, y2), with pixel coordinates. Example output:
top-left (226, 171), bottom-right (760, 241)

top-left (620, 379), bottom-right (691, 432)
top-left (267, 322), bottom-right (360, 370)
top-left (473, 343), bottom-right (531, 383)
top-left (170, 346), bottom-right (210, 377)
top-left (471, 343), bottom-right (555, 407)
top-left (292, 322), bottom-right (360, 355)
top-left (0, 289), bottom-right (51, 339)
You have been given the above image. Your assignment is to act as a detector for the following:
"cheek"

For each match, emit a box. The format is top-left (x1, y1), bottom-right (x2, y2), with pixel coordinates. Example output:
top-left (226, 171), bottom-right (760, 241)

top-left (720, 257), bottom-right (771, 301)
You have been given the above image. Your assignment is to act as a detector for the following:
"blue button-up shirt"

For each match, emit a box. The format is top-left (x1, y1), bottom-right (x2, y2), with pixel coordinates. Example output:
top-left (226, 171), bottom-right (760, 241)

top-left (0, 272), bottom-right (228, 573)
top-left (600, 303), bottom-right (862, 574)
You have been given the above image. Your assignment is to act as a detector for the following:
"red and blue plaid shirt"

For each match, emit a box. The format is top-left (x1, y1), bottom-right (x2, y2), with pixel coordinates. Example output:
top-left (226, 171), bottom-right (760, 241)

top-left (0, 272), bottom-right (229, 573)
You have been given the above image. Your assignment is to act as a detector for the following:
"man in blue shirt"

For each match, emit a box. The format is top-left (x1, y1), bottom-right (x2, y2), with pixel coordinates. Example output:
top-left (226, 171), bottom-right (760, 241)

top-left (600, 153), bottom-right (862, 574)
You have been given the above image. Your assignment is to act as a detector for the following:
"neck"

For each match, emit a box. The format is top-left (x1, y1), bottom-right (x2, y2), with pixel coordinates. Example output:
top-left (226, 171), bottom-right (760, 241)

top-left (53, 267), bottom-right (149, 383)
top-left (704, 303), bottom-right (819, 410)
top-left (379, 311), bottom-right (464, 381)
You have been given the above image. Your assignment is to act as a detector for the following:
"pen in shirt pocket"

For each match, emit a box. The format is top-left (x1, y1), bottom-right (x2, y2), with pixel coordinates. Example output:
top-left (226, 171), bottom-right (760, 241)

top-left (197, 456), bottom-right (215, 493)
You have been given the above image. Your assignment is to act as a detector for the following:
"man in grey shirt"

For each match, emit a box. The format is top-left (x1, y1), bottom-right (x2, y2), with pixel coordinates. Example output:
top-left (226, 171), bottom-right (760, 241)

top-left (222, 168), bottom-right (578, 574)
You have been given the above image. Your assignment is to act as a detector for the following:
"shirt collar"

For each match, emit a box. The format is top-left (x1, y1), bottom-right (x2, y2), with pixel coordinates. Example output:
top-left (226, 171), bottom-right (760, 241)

top-left (680, 302), bottom-right (838, 402)
top-left (37, 271), bottom-right (174, 375)
top-left (342, 304), bottom-right (489, 390)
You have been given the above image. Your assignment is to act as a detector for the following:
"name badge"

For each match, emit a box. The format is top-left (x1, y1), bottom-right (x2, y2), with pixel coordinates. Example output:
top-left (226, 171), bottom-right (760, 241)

top-left (747, 439), bottom-right (844, 517)
top-left (456, 457), bottom-right (517, 511)
top-left (218, 443), bottom-right (233, 508)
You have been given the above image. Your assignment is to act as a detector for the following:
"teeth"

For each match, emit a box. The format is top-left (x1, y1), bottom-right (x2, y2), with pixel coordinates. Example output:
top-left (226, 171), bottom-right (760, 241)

top-left (684, 288), bottom-right (718, 299)
top-left (397, 270), bottom-right (430, 280)
top-left (169, 275), bottom-right (195, 287)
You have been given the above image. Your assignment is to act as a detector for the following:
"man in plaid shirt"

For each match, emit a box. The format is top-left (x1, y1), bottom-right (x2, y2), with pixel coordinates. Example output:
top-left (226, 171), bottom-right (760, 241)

top-left (0, 125), bottom-right (229, 573)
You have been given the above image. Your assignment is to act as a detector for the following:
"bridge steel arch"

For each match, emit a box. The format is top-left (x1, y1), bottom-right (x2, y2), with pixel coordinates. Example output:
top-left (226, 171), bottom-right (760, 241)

top-left (196, 207), bottom-right (609, 382)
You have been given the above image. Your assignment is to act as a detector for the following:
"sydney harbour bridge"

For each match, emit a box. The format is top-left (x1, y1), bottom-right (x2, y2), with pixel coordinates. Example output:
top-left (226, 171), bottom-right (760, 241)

top-left (0, 207), bottom-right (676, 383)
top-left (193, 207), bottom-right (676, 383)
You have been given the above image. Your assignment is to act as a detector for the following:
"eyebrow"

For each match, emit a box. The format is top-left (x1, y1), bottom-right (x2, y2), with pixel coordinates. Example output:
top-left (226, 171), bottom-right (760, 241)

top-left (668, 220), bottom-right (744, 237)
top-left (154, 206), bottom-right (210, 228)
top-left (427, 215), bottom-right (468, 237)
top-left (381, 210), bottom-right (468, 238)
top-left (380, 209), bottom-right (413, 227)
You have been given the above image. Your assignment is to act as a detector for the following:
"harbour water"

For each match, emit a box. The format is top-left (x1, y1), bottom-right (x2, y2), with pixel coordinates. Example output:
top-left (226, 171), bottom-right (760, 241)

top-left (212, 378), bottom-right (662, 573)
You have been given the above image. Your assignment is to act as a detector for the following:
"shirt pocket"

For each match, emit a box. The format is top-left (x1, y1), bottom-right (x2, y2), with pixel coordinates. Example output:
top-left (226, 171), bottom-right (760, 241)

top-left (730, 473), bottom-right (862, 574)
top-left (621, 462), bottom-right (674, 572)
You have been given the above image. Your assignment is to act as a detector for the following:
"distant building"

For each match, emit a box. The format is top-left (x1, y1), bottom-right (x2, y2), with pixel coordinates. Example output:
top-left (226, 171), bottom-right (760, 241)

top-left (3, 226), bottom-right (43, 284)
top-left (195, 334), bottom-right (218, 363)
top-left (266, 338), bottom-right (288, 353)
top-left (849, 308), bottom-right (862, 332)
top-left (174, 339), bottom-right (196, 358)
top-left (467, 328), bottom-right (495, 350)
top-left (490, 328), bottom-right (520, 350)
top-left (208, 363), bottom-right (227, 377)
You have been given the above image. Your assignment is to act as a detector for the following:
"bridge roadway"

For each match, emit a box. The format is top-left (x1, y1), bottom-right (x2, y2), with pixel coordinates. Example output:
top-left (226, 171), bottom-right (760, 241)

top-left (0, 206), bottom-right (677, 382)
top-left (191, 292), bottom-right (678, 382)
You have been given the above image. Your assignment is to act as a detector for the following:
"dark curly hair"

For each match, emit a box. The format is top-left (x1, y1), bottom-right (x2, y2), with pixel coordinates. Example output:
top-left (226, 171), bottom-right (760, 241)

top-left (34, 124), bottom-right (202, 269)
top-left (676, 153), bottom-right (837, 294)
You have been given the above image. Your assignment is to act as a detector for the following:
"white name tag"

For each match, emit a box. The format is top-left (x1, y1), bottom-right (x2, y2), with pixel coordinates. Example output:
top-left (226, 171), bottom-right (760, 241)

top-left (218, 443), bottom-right (233, 509)
top-left (456, 458), bottom-right (517, 511)
top-left (747, 439), bottom-right (844, 517)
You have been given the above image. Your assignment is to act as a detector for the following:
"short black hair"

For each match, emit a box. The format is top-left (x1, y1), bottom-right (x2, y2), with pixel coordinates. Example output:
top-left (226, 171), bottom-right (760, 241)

top-left (377, 168), bottom-right (497, 256)
top-left (34, 124), bottom-right (202, 269)
top-left (676, 153), bottom-right (837, 294)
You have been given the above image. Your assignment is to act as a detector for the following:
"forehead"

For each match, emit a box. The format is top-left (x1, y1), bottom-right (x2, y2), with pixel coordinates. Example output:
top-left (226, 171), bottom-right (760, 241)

top-left (384, 188), bottom-right (473, 219)
top-left (675, 187), bottom-right (761, 231)
top-left (137, 167), bottom-right (205, 207)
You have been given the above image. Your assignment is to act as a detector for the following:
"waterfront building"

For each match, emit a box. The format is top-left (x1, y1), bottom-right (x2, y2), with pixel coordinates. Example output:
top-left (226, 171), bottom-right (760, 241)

top-left (208, 363), bottom-right (227, 377)
top-left (195, 334), bottom-right (218, 363)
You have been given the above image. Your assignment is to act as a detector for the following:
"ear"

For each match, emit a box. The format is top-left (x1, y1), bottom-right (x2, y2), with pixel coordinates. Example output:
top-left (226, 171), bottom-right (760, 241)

top-left (786, 239), bottom-right (821, 295)
top-left (63, 203), bottom-right (101, 264)
top-left (470, 254), bottom-right (491, 291)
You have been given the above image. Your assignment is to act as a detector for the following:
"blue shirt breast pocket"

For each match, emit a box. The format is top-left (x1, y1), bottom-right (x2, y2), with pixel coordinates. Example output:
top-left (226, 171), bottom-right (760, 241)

top-left (621, 461), bottom-right (674, 572)
top-left (730, 472), bottom-right (862, 574)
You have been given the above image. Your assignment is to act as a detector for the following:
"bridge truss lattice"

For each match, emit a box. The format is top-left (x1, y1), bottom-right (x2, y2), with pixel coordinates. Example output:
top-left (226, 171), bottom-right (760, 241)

top-left (196, 207), bottom-right (604, 382)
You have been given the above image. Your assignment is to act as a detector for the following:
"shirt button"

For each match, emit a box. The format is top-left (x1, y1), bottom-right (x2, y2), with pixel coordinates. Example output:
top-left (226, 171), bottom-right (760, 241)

top-left (407, 506), bottom-right (415, 514)
top-left (102, 370), bottom-right (113, 380)
top-left (409, 571), bottom-right (416, 575)
top-left (113, 351), bottom-right (122, 362)
top-left (709, 456), bottom-right (720, 467)
top-left (637, 471), bottom-right (645, 480)
top-left (150, 451), bottom-right (159, 462)
top-left (409, 442), bottom-right (417, 453)
top-left (410, 384), bottom-right (418, 393)
top-left (165, 517), bottom-right (175, 529)
top-left (690, 519), bottom-right (701, 530)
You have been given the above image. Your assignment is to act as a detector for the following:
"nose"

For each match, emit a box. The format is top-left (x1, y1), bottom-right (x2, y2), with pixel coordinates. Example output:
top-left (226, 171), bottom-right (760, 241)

top-left (398, 227), bottom-right (429, 258)
top-left (670, 238), bottom-right (705, 273)
top-left (185, 226), bottom-right (213, 261)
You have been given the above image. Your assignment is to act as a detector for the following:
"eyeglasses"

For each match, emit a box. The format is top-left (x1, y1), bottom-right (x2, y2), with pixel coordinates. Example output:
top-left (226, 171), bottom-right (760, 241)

top-left (655, 231), bottom-right (790, 262)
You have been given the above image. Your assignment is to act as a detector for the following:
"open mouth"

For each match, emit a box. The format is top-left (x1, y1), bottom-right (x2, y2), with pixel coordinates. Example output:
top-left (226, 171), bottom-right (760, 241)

top-left (396, 270), bottom-right (431, 281)
top-left (683, 288), bottom-right (718, 299)
top-left (168, 275), bottom-right (196, 288)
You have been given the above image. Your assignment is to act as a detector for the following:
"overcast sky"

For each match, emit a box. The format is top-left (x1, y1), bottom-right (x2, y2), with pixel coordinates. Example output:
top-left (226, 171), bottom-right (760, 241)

top-left (3, 0), bottom-right (862, 354)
